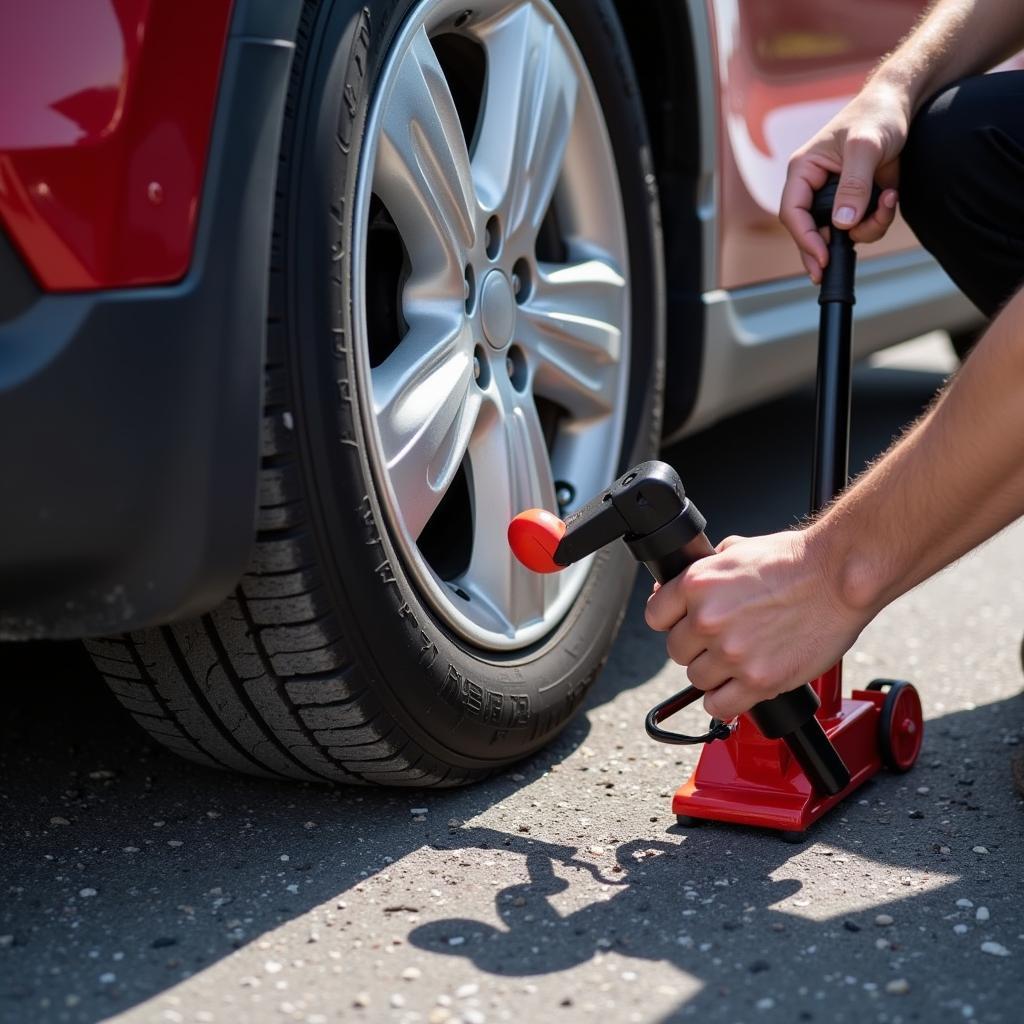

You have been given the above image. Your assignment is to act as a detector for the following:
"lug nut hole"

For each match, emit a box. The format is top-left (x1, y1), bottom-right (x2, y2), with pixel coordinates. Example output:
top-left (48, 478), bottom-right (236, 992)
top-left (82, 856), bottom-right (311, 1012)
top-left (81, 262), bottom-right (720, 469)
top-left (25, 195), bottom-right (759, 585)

top-left (464, 264), bottom-right (476, 313)
top-left (506, 345), bottom-right (527, 391)
top-left (473, 345), bottom-right (490, 388)
top-left (512, 258), bottom-right (532, 303)
top-left (485, 216), bottom-right (502, 260)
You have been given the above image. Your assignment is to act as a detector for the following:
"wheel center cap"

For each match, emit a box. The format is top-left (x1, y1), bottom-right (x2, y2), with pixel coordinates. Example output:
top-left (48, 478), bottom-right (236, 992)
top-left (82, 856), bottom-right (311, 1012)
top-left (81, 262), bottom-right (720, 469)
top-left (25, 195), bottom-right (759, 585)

top-left (479, 270), bottom-right (516, 349)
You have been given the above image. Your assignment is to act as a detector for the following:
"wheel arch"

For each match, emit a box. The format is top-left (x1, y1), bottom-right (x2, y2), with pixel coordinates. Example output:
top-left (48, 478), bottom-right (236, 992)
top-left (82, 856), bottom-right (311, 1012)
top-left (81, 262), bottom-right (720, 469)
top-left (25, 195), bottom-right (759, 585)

top-left (611, 0), bottom-right (717, 436)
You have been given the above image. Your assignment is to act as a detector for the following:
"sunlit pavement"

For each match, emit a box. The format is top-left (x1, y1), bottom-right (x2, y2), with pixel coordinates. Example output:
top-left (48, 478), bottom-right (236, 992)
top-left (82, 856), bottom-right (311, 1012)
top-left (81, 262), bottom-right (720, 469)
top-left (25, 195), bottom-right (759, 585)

top-left (2, 333), bottom-right (1021, 1024)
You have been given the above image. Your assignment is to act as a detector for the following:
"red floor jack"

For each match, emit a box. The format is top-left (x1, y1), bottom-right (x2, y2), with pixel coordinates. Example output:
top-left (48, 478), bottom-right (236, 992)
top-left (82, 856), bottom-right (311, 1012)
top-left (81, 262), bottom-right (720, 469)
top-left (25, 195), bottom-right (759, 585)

top-left (509, 176), bottom-right (924, 838)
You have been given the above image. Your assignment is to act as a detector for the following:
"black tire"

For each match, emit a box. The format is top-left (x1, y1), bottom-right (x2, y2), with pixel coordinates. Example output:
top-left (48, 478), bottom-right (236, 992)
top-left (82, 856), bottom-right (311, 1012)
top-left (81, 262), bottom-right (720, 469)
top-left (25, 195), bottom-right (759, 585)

top-left (85, 0), bottom-right (665, 786)
top-left (778, 830), bottom-right (808, 845)
top-left (674, 815), bottom-right (703, 829)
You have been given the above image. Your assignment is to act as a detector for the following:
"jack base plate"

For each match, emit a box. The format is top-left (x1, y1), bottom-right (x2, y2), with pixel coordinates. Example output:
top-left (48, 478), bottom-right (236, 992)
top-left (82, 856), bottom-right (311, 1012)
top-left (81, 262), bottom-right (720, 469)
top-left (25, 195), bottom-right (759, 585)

top-left (671, 686), bottom-right (891, 834)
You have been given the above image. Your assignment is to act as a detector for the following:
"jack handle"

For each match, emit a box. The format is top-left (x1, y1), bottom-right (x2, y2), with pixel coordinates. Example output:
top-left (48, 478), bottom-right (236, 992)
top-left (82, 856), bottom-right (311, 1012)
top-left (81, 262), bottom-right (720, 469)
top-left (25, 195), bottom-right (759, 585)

top-left (629, 481), bottom-right (851, 797)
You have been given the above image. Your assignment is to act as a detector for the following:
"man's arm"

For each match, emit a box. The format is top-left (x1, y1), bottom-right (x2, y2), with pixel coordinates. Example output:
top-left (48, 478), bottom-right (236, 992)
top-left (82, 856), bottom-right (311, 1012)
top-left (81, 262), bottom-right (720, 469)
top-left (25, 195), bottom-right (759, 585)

top-left (781, 0), bottom-right (1024, 283)
top-left (645, 288), bottom-right (1024, 722)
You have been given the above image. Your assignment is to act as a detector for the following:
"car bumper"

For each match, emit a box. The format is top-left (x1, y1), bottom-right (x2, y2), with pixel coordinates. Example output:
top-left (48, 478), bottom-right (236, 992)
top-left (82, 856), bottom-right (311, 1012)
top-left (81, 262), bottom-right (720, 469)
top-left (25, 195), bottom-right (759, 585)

top-left (0, 4), bottom-right (300, 639)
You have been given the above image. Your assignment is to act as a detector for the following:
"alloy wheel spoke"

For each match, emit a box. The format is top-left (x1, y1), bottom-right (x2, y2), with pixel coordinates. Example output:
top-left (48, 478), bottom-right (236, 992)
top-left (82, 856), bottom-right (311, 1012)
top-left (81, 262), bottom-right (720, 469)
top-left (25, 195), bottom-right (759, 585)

top-left (372, 317), bottom-right (479, 540)
top-left (459, 385), bottom-right (557, 631)
top-left (373, 26), bottom-right (477, 297)
top-left (518, 258), bottom-right (625, 418)
top-left (473, 6), bottom-right (578, 237)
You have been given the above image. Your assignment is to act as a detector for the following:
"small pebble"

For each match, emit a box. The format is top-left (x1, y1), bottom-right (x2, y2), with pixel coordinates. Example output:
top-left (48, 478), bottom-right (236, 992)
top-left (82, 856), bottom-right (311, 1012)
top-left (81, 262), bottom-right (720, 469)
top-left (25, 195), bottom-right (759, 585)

top-left (353, 993), bottom-right (371, 1008)
top-left (756, 997), bottom-right (775, 1010)
top-left (448, 936), bottom-right (466, 947)
top-left (79, 888), bottom-right (97, 898)
top-left (98, 973), bottom-right (116, 985)
top-left (976, 907), bottom-right (990, 922)
top-left (885, 979), bottom-right (910, 996)
top-left (401, 967), bottom-right (421, 981)
top-left (908, 810), bottom-right (924, 819)
top-left (49, 817), bottom-right (70, 826)
top-left (264, 961), bottom-right (283, 974)
top-left (874, 914), bottom-right (894, 927)
top-left (456, 983), bottom-right (479, 999)
top-left (956, 899), bottom-right (974, 909)
top-left (842, 920), bottom-right (861, 933)
top-left (954, 924), bottom-right (969, 935)
top-left (981, 942), bottom-right (1010, 957)
top-left (588, 846), bottom-right (605, 855)
top-left (972, 846), bottom-right (989, 855)
top-left (410, 807), bottom-right (428, 816)
top-left (874, 938), bottom-right (890, 950)
top-left (463, 1011), bottom-right (486, 1024)
top-left (429, 1010), bottom-right (452, 1024)
top-left (916, 786), bottom-right (930, 795)
top-left (390, 993), bottom-right (405, 1008)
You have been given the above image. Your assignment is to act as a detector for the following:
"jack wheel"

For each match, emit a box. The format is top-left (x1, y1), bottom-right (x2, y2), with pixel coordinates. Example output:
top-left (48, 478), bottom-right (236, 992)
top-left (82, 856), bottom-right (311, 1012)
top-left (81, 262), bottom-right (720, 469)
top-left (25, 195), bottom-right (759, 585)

top-left (867, 679), bottom-right (924, 772)
top-left (778, 830), bottom-right (807, 845)
top-left (675, 815), bottom-right (703, 828)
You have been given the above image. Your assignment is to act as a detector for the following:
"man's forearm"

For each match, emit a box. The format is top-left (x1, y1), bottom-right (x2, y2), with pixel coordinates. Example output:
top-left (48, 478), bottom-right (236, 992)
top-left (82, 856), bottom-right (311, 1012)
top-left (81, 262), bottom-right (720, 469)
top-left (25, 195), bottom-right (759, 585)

top-left (811, 288), bottom-right (1024, 617)
top-left (871, 0), bottom-right (1024, 114)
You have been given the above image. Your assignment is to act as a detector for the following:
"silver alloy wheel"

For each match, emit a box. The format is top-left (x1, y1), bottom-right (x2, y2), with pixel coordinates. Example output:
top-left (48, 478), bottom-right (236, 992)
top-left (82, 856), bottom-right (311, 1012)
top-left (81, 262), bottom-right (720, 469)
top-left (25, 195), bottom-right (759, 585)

top-left (353, 0), bottom-right (630, 650)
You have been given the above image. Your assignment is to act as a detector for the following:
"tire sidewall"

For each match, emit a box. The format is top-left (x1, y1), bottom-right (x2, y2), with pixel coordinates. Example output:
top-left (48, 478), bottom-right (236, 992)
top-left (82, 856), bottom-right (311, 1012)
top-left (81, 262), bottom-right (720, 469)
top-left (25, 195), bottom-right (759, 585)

top-left (285, 0), bottom-right (665, 767)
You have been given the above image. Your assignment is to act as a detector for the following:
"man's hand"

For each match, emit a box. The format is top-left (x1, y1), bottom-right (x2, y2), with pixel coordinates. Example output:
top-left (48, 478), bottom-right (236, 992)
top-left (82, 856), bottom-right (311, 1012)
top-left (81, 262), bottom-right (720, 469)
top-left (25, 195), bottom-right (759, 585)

top-left (780, 83), bottom-right (909, 283)
top-left (644, 531), bottom-right (870, 721)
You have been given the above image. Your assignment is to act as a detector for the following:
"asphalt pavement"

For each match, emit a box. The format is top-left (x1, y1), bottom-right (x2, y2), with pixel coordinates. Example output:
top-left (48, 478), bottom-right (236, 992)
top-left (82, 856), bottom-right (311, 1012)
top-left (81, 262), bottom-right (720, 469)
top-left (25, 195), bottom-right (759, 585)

top-left (2, 334), bottom-right (1022, 1024)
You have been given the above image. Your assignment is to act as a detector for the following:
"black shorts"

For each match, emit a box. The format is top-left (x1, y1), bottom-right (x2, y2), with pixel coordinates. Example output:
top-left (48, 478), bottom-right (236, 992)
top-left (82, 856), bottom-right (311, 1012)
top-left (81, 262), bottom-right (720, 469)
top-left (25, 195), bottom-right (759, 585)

top-left (903, 70), bottom-right (1024, 318)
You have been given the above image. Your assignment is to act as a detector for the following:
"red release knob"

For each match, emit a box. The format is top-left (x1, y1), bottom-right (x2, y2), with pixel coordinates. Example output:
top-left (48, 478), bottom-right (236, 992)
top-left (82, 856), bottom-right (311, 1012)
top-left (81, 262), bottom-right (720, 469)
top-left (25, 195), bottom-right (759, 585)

top-left (508, 509), bottom-right (567, 574)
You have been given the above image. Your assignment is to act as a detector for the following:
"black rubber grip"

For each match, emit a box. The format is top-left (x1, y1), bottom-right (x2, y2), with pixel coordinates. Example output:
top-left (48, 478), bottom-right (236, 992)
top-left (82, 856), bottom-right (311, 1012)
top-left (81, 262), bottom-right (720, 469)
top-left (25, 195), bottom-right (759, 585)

top-left (811, 173), bottom-right (881, 227)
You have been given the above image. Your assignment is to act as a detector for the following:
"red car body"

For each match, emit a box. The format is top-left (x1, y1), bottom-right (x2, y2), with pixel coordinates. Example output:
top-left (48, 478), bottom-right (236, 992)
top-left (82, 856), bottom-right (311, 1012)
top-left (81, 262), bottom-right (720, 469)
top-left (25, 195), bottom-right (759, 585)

top-left (0, 0), bottom-right (233, 289)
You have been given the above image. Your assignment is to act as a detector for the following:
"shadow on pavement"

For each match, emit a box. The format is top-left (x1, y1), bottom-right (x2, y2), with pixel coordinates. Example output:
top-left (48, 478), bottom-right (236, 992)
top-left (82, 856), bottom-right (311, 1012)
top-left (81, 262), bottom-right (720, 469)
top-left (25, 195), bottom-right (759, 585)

top-left (406, 693), bottom-right (1023, 980)
top-left (407, 688), bottom-right (1022, 1020)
